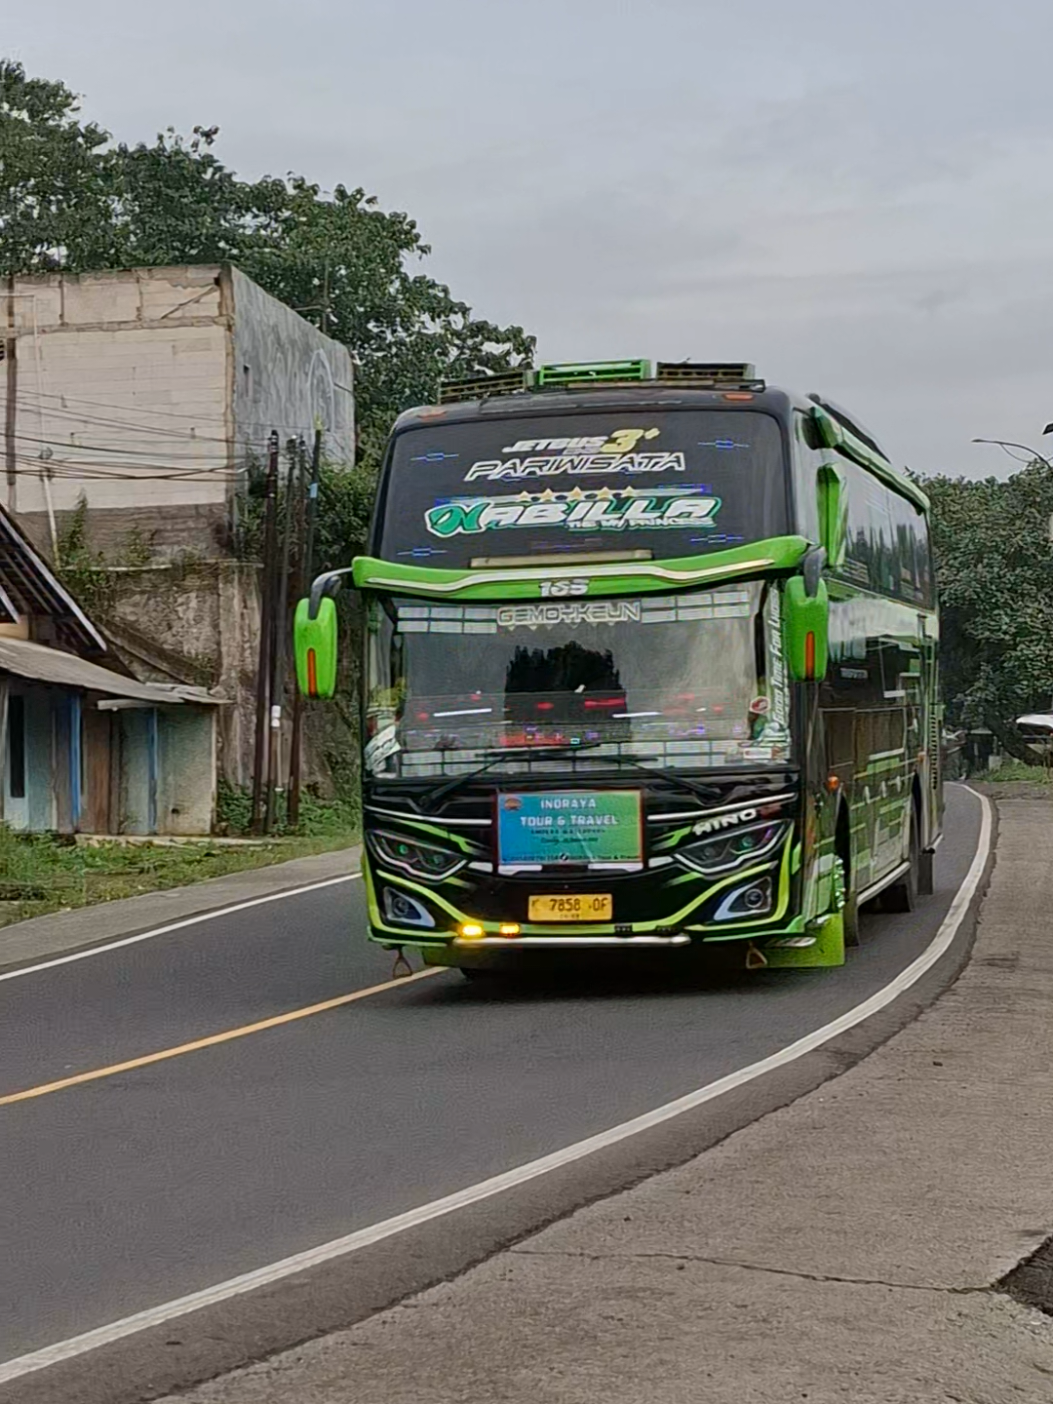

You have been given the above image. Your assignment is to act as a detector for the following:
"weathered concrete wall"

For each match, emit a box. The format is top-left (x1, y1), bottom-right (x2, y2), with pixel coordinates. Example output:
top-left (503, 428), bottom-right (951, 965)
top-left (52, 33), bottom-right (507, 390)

top-left (119, 710), bottom-right (151, 835)
top-left (25, 691), bottom-right (56, 831)
top-left (0, 268), bottom-right (233, 538)
top-left (157, 708), bottom-right (216, 835)
top-left (229, 267), bottom-right (354, 470)
top-left (102, 562), bottom-right (261, 789)
top-left (16, 503), bottom-right (231, 559)
top-left (1, 265), bottom-right (354, 560)
top-left (2, 682), bottom-right (56, 832)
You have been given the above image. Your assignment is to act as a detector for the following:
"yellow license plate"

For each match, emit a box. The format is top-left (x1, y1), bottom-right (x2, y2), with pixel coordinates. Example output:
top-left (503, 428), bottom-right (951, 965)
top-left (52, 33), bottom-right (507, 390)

top-left (528, 894), bottom-right (613, 923)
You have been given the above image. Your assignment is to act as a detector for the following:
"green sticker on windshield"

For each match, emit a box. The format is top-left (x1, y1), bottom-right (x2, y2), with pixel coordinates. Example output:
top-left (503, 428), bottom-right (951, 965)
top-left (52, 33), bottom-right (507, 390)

top-left (425, 487), bottom-right (721, 538)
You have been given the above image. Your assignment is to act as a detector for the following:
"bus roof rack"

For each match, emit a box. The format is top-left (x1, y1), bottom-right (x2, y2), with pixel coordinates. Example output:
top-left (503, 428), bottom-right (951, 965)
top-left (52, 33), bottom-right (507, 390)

top-left (534, 359), bottom-right (652, 387)
top-left (438, 367), bottom-right (535, 405)
top-left (435, 359), bottom-right (766, 406)
top-left (656, 362), bottom-right (764, 390)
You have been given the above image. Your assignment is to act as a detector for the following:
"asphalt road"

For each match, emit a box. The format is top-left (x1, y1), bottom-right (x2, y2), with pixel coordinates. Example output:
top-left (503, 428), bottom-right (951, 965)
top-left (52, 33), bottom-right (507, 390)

top-left (0, 785), bottom-right (983, 1390)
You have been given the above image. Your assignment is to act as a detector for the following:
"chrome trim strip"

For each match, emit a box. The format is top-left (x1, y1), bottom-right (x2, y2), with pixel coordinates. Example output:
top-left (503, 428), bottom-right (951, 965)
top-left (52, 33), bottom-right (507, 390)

top-left (453, 935), bottom-right (692, 948)
top-left (648, 791), bottom-right (797, 824)
top-left (365, 805), bottom-right (492, 827)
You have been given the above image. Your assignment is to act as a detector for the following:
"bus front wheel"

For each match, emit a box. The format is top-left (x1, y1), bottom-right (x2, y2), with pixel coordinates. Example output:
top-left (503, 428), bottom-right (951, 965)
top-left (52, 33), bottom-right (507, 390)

top-left (836, 850), bottom-right (861, 947)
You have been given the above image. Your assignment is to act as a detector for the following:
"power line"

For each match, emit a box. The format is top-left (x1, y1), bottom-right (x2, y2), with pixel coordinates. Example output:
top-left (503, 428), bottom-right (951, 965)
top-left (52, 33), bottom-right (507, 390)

top-left (9, 427), bottom-right (262, 461)
top-left (8, 453), bottom-right (253, 481)
top-left (20, 387), bottom-right (345, 440)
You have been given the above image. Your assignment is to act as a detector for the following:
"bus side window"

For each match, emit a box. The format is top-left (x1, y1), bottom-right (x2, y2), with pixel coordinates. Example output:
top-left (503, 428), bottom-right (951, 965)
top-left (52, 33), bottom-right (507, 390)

top-left (888, 488), bottom-right (928, 606)
top-left (915, 500), bottom-right (935, 607)
top-left (838, 459), bottom-right (879, 592)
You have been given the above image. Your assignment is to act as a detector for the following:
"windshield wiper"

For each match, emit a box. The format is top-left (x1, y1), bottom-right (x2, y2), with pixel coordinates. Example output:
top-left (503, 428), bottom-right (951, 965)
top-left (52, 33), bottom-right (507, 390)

top-left (533, 749), bottom-right (722, 803)
top-left (419, 742), bottom-right (728, 809)
top-left (421, 742), bottom-right (603, 810)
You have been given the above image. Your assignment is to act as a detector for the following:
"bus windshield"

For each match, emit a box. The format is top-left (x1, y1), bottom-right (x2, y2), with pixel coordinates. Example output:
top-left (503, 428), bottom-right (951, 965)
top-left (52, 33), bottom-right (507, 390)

top-left (364, 584), bottom-right (791, 779)
top-left (377, 410), bottom-right (788, 567)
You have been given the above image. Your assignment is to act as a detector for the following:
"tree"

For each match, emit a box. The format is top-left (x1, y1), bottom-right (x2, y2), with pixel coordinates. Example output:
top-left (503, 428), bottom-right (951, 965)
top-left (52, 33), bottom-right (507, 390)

top-left (0, 61), bottom-right (114, 271)
top-left (926, 460), bottom-right (1053, 762)
top-left (0, 61), bottom-right (534, 457)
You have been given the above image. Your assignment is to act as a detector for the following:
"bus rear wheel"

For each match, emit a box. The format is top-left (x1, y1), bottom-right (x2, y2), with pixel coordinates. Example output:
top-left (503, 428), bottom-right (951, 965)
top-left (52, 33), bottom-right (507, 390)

top-left (882, 806), bottom-right (920, 913)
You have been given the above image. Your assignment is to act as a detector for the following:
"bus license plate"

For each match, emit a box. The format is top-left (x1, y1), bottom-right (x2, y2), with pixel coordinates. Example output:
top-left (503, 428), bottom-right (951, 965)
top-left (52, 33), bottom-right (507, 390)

top-left (528, 894), bottom-right (612, 923)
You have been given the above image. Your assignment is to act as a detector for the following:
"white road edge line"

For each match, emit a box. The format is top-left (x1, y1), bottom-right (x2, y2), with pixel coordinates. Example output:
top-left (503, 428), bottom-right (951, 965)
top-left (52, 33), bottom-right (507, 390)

top-left (0, 874), bottom-right (360, 985)
top-left (0, 786), bottom-right (992, 1386)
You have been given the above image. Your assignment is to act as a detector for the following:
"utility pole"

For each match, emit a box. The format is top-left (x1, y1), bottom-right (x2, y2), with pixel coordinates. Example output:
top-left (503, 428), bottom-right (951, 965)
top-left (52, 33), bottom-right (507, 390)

top-left (5, 275), bottom-right (18, 513)
top-left (265, 438), bottom-right (298, 833)
top-left (288, 430), bottom-right (319, 826)
top-left (251, 432), bottom-right (280, 833)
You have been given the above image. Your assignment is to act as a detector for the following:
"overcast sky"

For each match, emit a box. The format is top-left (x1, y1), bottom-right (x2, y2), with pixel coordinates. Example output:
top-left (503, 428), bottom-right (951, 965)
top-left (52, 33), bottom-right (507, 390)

top-left (8, 0), bottom-right (1053, 477)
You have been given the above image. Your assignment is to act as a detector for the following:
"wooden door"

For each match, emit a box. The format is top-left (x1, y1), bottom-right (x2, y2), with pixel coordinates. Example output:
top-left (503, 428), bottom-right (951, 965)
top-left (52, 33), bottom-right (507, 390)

top-left (82, 707), bottom-right (113, 834)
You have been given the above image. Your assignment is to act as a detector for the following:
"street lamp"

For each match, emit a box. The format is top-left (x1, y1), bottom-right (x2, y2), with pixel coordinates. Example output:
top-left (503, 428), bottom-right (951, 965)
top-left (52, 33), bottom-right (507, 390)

top-left (971, 437), bottom-right (1053, 473)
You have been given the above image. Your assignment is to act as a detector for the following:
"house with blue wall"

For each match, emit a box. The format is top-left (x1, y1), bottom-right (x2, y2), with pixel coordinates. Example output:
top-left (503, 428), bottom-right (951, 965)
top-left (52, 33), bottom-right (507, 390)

top-left (0, 506), bottom-right (221, 836)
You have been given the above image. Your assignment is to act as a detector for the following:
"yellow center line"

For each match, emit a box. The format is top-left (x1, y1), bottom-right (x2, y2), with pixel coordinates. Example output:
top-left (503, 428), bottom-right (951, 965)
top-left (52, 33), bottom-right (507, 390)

top-left (0, 967), bottom-right (443, 1108)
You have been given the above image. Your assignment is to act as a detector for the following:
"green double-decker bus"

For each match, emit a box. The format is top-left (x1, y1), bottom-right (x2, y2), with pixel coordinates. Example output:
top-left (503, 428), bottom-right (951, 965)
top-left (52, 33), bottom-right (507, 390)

top-left (295, 360), bottom-right (941, 976)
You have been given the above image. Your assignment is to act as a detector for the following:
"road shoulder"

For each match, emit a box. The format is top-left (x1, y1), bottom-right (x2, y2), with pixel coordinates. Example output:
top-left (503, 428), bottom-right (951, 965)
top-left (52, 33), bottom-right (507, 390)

top-left (0, 844), bottom-right (361, 975)
top-left (159, 795), bottom-right (1053, 1404)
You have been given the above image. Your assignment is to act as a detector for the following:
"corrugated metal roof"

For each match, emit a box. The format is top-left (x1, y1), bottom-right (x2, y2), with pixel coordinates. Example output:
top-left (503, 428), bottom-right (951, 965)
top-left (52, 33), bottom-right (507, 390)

top-left (0, 637), bottom-right (221, 705)
top-left (0, 508), bottom-right (107, 655)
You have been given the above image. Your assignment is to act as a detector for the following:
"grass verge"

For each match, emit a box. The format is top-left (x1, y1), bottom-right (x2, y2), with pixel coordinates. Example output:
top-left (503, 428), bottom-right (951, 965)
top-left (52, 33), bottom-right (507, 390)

top-left (979, 760), bottom-right (1053, 785)
top-left (0, 808), bottom-right (358, 929)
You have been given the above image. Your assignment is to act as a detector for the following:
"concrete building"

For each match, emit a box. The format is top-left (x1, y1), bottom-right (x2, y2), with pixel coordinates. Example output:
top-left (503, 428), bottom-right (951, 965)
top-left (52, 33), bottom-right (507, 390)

top-left (0, 264), bottom-right (354, 557)
top-left (0, 503), bottom-right (221, 835)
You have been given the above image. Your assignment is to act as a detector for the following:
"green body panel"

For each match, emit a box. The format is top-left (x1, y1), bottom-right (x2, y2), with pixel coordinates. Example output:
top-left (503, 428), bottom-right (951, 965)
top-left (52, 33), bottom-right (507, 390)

top-left (783, 576), bottom-right (830, 681)
top-left (293, 597), bottom-right (338, 698)
top-left (816, 464), bottom-right (847, 567)
top-left (351, 536), bottom-right (810, 601)
top-left (763, 910), bottom-right (845, 969)
top-left (809, 405), bottom-right (929, 512)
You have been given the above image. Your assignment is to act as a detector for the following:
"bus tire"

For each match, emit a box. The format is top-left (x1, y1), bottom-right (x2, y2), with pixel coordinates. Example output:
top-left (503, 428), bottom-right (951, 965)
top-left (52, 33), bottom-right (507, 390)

top-left (918, 847), bottom-right (935, 897)
top-left (842, 888), bottom-right (861, 947)
top-left (882, 804), bottom-right (920, 913)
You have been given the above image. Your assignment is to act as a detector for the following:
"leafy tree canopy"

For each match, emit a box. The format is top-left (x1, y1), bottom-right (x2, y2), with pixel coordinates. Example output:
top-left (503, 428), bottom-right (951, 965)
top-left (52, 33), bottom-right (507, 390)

top-left (926, 460), bottom-right (1053, 761)
top-left (0, 60), bottom-right (534, 457)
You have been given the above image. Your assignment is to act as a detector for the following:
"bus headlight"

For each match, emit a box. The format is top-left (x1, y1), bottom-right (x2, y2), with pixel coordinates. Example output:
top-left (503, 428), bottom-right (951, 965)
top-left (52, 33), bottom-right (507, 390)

top-left (713, 875), bottom-right (774, 922)
top-left (678, 821), bottom-right (789, 877)
top-left (382, 887), bottom-right (436, 928)
top-left (370, 830), bottom-right (466, 882)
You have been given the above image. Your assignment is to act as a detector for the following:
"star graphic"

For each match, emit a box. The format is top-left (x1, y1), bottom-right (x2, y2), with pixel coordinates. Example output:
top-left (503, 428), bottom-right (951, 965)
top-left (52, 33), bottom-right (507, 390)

top-left (539, 488), bottom-right (556, 502)
top-left (595, 486), bottom-right (613, 501)
top-left (567, 486), bottom-right (585, 502)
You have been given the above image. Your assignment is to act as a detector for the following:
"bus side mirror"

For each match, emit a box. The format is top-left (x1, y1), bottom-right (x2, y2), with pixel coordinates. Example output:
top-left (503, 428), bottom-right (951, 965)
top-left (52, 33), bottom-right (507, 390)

top-left (817, 465), bottom-right (847, 567)
top-left (783, 576), bottom-right (829, 682)
top-left (294, 596), bottom-right (338, 698)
